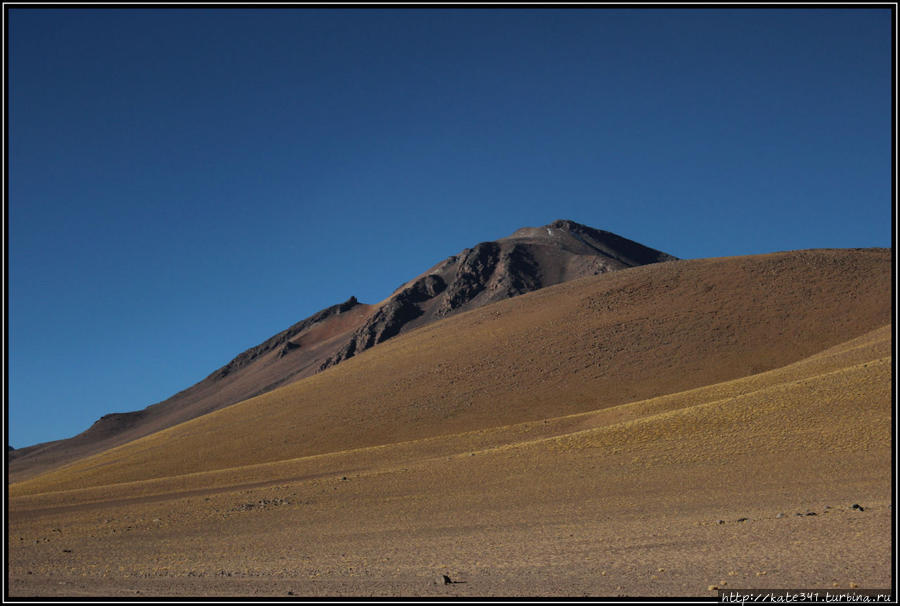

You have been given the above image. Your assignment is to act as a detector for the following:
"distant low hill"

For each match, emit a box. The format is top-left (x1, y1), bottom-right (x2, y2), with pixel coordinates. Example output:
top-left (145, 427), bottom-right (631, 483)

top-left (9, 220), bottom-right (675, 482)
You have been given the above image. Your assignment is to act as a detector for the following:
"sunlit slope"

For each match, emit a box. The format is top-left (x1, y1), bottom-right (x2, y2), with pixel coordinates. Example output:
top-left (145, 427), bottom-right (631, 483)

top-left (12, 249), bottom-right (890, 493)
top-left (9, 322), bottom-right (890, 510)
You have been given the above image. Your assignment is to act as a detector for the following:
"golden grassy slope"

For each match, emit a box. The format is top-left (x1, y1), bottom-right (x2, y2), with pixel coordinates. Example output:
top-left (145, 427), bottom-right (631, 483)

top-left (9, 248), bottom-right (890, 496)
top-left (7, 316), bottom-right (891, 596)
top-left (9, 321), bottom-right (890, 510)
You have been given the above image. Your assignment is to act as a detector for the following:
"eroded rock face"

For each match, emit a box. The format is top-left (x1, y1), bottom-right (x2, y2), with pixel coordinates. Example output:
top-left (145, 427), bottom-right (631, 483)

top-left (321, 249), bottom-right (508, 372)
top-left (437, 242), bottom-right (501, 316)
top-left (406, 274), bottom-right (447, 302)
top-left (320, 274), bottom-right (446, 371)
top-left (495, 243), bottom-right (543, 299)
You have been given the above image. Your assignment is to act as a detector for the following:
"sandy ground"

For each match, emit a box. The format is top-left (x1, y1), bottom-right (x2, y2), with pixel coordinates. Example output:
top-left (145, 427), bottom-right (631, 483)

top-left (7, 447), bottom-right (892, 598)
top-left (8, 500), bottom-right (891, 598)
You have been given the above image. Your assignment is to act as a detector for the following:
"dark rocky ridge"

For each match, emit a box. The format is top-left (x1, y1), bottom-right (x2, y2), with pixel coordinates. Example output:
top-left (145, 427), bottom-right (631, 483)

top-left (9, 220), bottom-right (676, 482)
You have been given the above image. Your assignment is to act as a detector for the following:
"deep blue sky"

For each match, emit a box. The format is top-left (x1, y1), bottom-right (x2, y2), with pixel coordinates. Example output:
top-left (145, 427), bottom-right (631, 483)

top-left (8, 8), bottom-right (892, 449)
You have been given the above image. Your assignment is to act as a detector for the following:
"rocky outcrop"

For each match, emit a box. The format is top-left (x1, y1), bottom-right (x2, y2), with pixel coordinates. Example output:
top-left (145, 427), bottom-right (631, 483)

top-left (437, 242), bottom-right (501, 316)
top-left (494, 243), bottom-right (543, 298)
top-left (320, 274), bottom-right (447, 370)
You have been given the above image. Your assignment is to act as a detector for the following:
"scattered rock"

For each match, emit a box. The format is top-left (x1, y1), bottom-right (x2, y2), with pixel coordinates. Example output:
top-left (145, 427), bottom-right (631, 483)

top-left (717, 520), bottom-right (725, 525)
top-left (795, 513), bottom-right (805, 517)
top-left (850, 582), bottom-right (859, 589)
top-left (439, 574), bottom-right (466, 585)
top-left (230, 497), bottom-right (291, 512)
top-left (708, 585), bottom-right (718, 591)
top-left (775, 513), bottom-right (785, 518)
top-left (287, 590), bottom-right (294, 596)
top-left (806, 511), bottom-right (817, 516)
top-left (736, 517), bottom-right (748, 523)
top-left (62, 549), bottom-right (72, 553)
top-left (852, 504), bottom-right (865, 511)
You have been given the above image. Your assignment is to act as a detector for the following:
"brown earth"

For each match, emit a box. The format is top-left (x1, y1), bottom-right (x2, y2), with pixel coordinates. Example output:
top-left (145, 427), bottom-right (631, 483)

top-left (7, 248), bottom-right (892, 597)
top-left (9, 219), bottom-right (674, 483)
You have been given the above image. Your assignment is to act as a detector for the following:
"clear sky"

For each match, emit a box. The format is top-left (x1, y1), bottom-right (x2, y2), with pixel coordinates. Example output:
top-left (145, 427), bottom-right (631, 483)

top-left (8, 7), bottom-right (893, 449)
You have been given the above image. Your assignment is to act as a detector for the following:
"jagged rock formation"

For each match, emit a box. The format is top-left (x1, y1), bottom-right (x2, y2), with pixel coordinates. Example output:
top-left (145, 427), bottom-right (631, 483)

top-left (9, 220), bottom-right (675, 482)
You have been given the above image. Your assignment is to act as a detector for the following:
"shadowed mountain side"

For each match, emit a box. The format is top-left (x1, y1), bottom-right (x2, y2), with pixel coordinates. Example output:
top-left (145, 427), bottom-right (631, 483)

top-left (9, 220), bottom-right (675, 482)
top-left (10, 247), bottom-right (889, 493)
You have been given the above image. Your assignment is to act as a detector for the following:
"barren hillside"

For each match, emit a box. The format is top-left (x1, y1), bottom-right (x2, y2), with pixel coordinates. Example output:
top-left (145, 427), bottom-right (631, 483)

top-left (11, 247), bottom-right (889, 493)
top-left (7, 247), bottom-right (891, 597)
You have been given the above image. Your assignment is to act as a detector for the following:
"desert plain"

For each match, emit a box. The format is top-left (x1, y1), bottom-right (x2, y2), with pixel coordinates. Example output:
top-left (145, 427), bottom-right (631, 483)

top-left (6, 248), bottom-right (893, 597)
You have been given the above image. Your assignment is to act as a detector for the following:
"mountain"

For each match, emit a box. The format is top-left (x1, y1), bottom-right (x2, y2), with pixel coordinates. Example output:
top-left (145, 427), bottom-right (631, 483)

top-left (8, 247), bottom-right (891, 596)
top-left (11, 247), bottom-right (889, 491)
top-left (8, 219), bottom-right (676, 482)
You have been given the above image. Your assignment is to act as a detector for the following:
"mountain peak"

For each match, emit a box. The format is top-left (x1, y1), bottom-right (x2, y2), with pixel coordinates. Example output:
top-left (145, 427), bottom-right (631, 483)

top-left (547, 218), bottom-right (586, 231)
top-left (504, 218), bottom-right (600, 241)
top-left (502, 220), bottom-right (676, 267)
